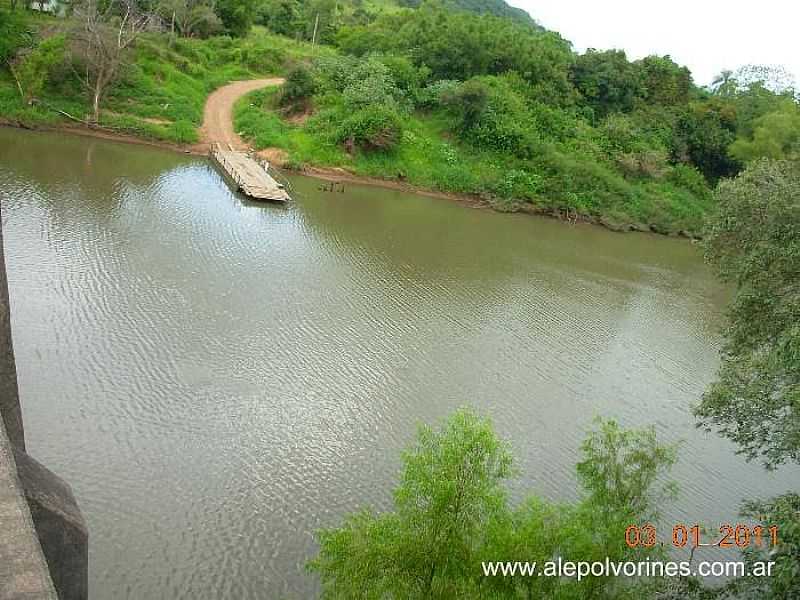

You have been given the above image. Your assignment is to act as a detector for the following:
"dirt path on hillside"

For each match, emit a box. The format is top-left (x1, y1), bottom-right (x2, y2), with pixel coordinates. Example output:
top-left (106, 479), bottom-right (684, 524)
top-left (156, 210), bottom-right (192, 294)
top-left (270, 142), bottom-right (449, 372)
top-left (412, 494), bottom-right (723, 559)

top-left (199, 78), bottom-right (284, 150)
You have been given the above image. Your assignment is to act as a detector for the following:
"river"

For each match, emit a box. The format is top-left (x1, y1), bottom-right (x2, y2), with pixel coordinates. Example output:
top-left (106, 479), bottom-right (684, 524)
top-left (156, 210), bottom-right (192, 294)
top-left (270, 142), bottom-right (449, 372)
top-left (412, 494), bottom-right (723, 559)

top-left (1, 127), bottom-right (798, 598)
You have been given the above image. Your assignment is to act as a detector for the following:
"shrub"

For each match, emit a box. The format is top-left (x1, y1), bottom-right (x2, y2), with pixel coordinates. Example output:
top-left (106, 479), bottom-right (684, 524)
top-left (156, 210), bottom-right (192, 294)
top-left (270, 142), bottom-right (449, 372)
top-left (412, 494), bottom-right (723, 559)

top-left (443, 76), bottom-right (539, 158)
top-left (0, 9), bottom-right (31, 64)
top-left (335, 105), bottom-right (403, 152)
top-left (15, 34), bottom-right (67, 103)
top-left (417, 79), bottom-right (461, 108)
top-left (615, 149), bottom-right (669, 179)
top-left (279, 64), bottom-right (316, 107)
top-left (341, 56), bottom-right (407, 112)
top-left (666, 164), bottom-right (710, 200)
top-left (312, 55), bottom-right (360, 93)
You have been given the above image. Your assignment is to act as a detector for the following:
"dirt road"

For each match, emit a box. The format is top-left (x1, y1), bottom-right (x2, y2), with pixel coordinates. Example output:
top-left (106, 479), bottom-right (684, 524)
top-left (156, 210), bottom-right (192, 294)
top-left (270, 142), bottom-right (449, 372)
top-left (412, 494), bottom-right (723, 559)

top-left (199, 78), bottom-right (284, 150)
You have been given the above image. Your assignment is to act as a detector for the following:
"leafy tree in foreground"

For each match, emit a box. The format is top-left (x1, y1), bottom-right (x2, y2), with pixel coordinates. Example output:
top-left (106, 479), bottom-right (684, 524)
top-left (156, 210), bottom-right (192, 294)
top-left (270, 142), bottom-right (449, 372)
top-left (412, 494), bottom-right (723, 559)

top-left (308, 409), bottom-right (677, 599)
top-left (695, 159), bottom-right (800, 468)
top-left (724, 493), bottom-right (800, 599)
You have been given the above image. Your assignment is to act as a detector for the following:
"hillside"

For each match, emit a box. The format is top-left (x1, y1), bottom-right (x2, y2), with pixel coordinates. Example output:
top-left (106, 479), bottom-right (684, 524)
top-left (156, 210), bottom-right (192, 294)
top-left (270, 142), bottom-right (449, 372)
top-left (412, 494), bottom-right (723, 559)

top-left (1, 0), bottom-right (798, 235)
top-left (401, 0), bottom-right (536, 25)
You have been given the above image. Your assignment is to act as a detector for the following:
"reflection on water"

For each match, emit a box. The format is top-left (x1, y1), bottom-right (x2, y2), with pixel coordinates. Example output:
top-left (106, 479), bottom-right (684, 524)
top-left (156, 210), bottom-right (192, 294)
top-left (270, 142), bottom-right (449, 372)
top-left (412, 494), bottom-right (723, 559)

top-left (1, 128), bottom-right (797, 599)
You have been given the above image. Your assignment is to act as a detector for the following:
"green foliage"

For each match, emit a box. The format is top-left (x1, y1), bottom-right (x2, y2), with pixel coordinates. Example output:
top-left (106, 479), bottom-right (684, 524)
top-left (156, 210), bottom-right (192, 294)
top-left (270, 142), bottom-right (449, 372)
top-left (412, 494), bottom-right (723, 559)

top-left (335, 3), bottom-right (574, 104)
top-left (279, 63), bottom-right (316, 106)
top-left (398, 0), bottom-right (536, 25)
top-left (309, 410), bottom-right (678, 599)
top-left (444, 76), bottom-right (538, 158)
top-left (158, 0), bottom-right (222, 38)
top-left (696, 159), bottom-right (800, 469)
top-left (215, 0), bottom-right (256, 37)
top-left (340, 55), bottom-right (406, 111)
top-left (571, 49), bottom-right (643, 118)
top-left (335, 104), bottom-right (403, 151)
top-left (256, 0), bottom-right (302, 36)
top-left (636, 55), bottom-right (692, 106)
top-left (0, 8), bottom-right (32, 64)
top-left (15, 34), bottom-right (66, 102)
top-left (729, 494), bottom-right (800, 599)
top-left (442, 77), bottom-right (488, 130)
top-left (674, 100), bottom-right (740, 183)
top-left (577, 419), bottom-right (677, 520)
top-left (729, 103), bottom-right (800, 162)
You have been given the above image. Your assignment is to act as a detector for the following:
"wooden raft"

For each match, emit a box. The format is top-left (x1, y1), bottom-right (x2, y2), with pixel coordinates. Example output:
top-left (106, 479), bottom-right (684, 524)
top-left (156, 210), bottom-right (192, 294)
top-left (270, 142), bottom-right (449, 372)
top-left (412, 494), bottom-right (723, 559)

top-left (210, 145), bottom-right (290, 203)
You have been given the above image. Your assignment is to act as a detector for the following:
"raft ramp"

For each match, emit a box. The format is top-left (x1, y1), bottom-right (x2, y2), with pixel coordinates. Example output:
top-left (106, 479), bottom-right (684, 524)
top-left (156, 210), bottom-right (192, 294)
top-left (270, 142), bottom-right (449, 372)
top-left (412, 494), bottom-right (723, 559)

top-left (210, 145), bottom-right (290, 203)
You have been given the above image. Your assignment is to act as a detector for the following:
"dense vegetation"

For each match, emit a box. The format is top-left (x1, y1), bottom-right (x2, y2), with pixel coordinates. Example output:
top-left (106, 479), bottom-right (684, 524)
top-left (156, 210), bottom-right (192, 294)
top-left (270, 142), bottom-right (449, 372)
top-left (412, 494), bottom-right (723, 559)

top-left (696, 160), bottom-right (800, 469)
top-left (310, 411), bottom-right (681, 599)
top-left (1, 0), bottom-right (799, 232)
top-left (234, 3), bottom-right (799, 234)
top-left (0, 7), bottom-right (327, 142)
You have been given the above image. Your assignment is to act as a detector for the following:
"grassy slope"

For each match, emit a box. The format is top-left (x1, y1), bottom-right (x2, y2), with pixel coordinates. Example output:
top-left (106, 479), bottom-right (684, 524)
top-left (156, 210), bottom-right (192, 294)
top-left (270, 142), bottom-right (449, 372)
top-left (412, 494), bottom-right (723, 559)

top-left (1, 10), bottom-right (711, 234)
top-left (0, 21), bottom-right (328, 144)
top-left (235, 87), bottom-right (713, 234)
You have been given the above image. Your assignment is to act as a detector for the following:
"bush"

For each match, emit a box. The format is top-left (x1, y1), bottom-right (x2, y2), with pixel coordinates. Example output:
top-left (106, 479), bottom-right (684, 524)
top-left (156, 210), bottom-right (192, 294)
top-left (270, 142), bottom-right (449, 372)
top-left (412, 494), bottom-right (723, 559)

top-left (443, 76), bottom-right (539, 159)
top-left (0, 9), bottom-right (31, 64)
top-left (417, 79), bottom-right (461, 108)
top-left (15, 34), bottom-right (67, 103)
top-left (615, 149), bottom-right (669, 179)
top-left (312, 55), bottom-right (360, 93)
top-left (666, 164), bottom-right (710, 200)
top-left (279, 64), bottom-right (316, 107)
top-left (335, 105), bottom-right (403, 152)
top-left (340, 55), bottom-right (407, 112)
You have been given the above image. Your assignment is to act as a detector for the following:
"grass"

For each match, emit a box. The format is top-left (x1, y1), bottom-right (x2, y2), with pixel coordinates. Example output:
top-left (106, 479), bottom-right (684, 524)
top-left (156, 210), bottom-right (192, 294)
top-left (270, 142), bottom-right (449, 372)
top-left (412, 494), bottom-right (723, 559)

top-left (1, 8), bottom-right (711, 235)
top-left (0, 17), bottom-right (330, 144)
top-left (234, 88), bottom-right (713, 234)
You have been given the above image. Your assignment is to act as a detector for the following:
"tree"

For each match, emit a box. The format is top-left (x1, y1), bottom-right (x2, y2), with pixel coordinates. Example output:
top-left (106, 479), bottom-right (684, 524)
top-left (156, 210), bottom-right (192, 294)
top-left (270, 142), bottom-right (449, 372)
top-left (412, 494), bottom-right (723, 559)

top-left (0, 9), bottom-right (31, 64)
top-left (725, 493), bottom-right (800, 599)
top-left (673, 100), bottom-right (741, 183)
top-left (309, 409), bottom-right (513, 598)
top-left (279, 63), bottom-right (316, 107)
top-left (255, 0), bottom-right (301, 36)
top-left (695, 159), bottom-right (800, 469)
top-left (158, 0), bottom-right (222, 39)
top-left (70, 0), bottom-right (154, 123)
top-left (730, 103), bottom-right (800, 162)
top-left (215, 0), bottom-right (255, 37)
top-left (710, 69), bottom-right (738, 97)
top-left (309, 409), bottom-right (678, 599)
top-left (636, 55), bottom-right (692, 106)
top-left (571, 49), bottom-right (644, 118)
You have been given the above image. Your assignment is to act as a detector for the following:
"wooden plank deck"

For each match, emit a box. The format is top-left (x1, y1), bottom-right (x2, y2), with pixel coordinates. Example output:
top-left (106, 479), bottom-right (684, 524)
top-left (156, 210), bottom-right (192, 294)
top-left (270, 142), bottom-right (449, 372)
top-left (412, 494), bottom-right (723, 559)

top-left (210, 146), bottom-right (290, 203)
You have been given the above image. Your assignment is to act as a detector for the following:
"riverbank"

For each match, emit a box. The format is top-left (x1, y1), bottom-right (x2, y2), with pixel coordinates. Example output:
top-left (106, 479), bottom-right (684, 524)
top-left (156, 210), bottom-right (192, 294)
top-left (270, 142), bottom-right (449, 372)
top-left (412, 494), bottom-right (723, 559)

top-left (1, 117), bottom-right (697, 238)
top-left (1, 12), bottom-right (712, 238)
top-left (233, 86), bottom-right (712, 237)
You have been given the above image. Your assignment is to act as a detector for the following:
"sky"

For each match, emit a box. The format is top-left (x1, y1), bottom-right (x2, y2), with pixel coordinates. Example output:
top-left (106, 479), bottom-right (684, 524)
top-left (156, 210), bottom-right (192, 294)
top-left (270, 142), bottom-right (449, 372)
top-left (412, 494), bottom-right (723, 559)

top-left (506, 0), bottom-right (799, 87)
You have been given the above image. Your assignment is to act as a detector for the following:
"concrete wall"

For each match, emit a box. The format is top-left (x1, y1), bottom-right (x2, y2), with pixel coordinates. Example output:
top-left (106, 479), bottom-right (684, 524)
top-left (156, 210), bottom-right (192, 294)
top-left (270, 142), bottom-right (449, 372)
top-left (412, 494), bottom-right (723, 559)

top-left (0, 202), bottom-right (88, 600)
top-left (0, 203), bottom-right (23, 452)
top-left (0, 418), bottom-right (57, 599)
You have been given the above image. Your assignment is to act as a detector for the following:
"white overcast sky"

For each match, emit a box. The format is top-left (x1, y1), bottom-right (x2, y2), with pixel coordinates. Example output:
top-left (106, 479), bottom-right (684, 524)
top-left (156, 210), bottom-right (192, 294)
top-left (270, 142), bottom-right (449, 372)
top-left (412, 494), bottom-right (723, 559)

top-left (506, 0), bottom-right (799, 87)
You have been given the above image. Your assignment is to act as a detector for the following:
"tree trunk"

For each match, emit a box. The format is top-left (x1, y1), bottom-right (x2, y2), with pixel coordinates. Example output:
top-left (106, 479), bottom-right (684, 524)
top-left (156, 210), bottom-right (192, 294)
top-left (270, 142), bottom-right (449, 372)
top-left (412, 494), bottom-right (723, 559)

top-left (92, 77), bottom-right (103, 124)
